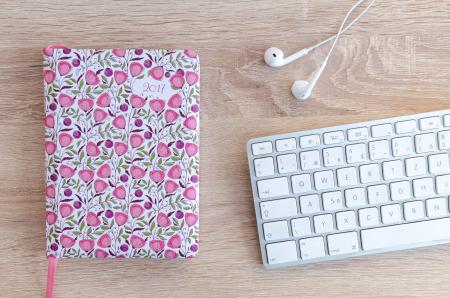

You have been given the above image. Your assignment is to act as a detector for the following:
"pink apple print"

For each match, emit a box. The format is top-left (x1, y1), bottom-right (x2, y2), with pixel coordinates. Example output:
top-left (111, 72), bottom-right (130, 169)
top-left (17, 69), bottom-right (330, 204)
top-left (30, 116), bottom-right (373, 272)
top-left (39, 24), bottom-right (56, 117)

top-left (60, 235), bottom-right (75, 248)
top-left (97, 164), bottom-right (111, 178)
top-left (57, 61), bottom-right (72, 76)
top-left (79, 169), bottom-right (94, 183)
top-left (114, 142), bottom-right (128, 156)
top-left (185, 212), bottom-right (198, 226)
top-left (94, 249), bottom-right (108, 258)
top-left (183, 116), bottom-right (197, 130)
top-left (185, 143), bottom-right (198, 157)
top-left (130, 204), bottom-right (144, 218)
top-left (167, 234), bottom-right (181, 249)
top-left (165, 110), bottom-right (179, 123)
top-left (164, 249), bottom-right (178, 259)
top-left (156, 143), bottom-right (170, 157)
top-left (85, 70), bottom-right (100, 85)
top-left (43, 70), bottom-right (56, 84)
top-left (43, 46), bottom-right (55, 56)
top-left (58, 93), bottom-right (74, 107)
top-left (112, 115), bottom-right (126, 129)
top-left (183, 186), bottom-right (197, 200)
top-left (114, 212), bottom-right (128, 226)
top-left (170, 74), bottom-right (185, 89)
top-left (130, 165), bottom-right (145, 179)
top-left (86, 141), bottom-right (100, 157)
top-left (58, 133), bottom-right (73, 147)
top-left (168, 164), bottom-right (182, 179)
top-left (164, 180), bottom-right (178, 194)
top-left (130, 62), bottom-right (144, 77)
top-left (60, 164), bottom-right (75, 178)
top-left (168, 94), bottom-right (182, 108)
top-left (130, 134), bottom-right (143, 148)
top-left (157, 212), bottom-right (171, 227)
top-left (78, 98), bottom-right (94, 112)
top-left (79, 239), bottom-right (95, 252)
top-left (97, 234), bottom-right (111, 248)
top-left (185, 71), bottom-right (199, 86)
top-left (130, 94), bottom-right (145, 108)
top-left (44, 114), bottom-right (54, 128)
top-left (94, 179), bottom-right (108, 193)
top-left (86, 211), bottom-right (101, 227)
top-left (93, 108), bottom-right (107, 123)
top-left (45, 141), bottom-right (56, 155)
top-left (184, 49), bottom-right (198, 59)
top-left (46, 211), bottom-right (57, 225)
top-left (114, 70), bottom-right (128, 85)
top-left (149, 99), bottom-right (165, 113)
top-left (130, 235), bottom-right (146, 249)
top-left (150, 66), bottom-right (164, 80)
top-left (112, 49), bottom-right (126, 57)
top-left (59, 203), bottom-right (74, 218)
top-left (113, 186), bottom-right (126, 200)
top-left (46, 184), bottom-right (55, 198)
top-left (149, 170), bottom-right (165, 183)
top-left (150, 240), bottom-right (165, 253)
top-left (96, 93), bottom-right (111, 107)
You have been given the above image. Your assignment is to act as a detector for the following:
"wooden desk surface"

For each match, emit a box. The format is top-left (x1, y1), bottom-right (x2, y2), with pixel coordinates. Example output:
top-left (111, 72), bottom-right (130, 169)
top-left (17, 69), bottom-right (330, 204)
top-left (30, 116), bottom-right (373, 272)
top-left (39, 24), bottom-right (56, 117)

top-left (1, 0), bottom-right (450, 297)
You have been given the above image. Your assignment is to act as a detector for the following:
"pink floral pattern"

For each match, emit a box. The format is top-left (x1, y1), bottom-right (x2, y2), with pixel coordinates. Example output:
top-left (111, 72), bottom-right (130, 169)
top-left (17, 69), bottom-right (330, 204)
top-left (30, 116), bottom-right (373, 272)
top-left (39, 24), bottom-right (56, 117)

top-left (44, 47), bottom-right (200, 258)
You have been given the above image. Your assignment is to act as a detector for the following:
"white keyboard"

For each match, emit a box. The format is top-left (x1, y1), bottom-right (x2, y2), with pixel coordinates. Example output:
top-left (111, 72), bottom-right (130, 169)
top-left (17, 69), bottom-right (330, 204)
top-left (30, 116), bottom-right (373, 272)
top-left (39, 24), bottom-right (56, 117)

top-left (247, 109), bottom-right (450, 268)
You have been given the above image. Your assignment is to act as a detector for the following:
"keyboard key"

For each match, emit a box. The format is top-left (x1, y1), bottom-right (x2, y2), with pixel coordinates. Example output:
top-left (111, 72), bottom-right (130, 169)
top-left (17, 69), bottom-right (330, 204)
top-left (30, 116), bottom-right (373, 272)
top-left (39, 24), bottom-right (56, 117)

top-left (395, 120), bottom-right (416, 134)
top-left (428, 153), bottom-right (450, 174)
top-left (346, 143), bottom-right (368, 164)
top-left (327, 232), bottom-right (359, 256)
top-left (263, 221), bottom-right (290, 241)
top-left (299, 237), bottom-right (325, 260)
top-left (405, 156), bottom-right (427, 177)
top-left (426, 197), bottom-right (447, 218)
top-left (347, 127), bottom-right (368, 141)
top-left (299, 195), bottom-right (320, 214)
top-left (438, 130), bottom-right (450, 150)
top-left (345, 188), bottom-right (366, 207)
top-left (266, 241), bottom-right (298, 265)
top-left (323, 131), bottom-right (345, 145)
top-left (359, 207), bottom-right (380, 227)
top-left (415, 133), bottom-right (437, 153)
top-left (360, 163), bottom-right (381, 183)
top-left (392, 137), bottom-right (413, 157)
top-left (361, 218), bottom-right (450, 251)
top-left (313, 214), bottom-right (334, 233)
top-left (369, 140), bottom-right (390, 160)
top-left (260, 198), bottom-right (297, 220)
top-left (323, 147), bottom-right (344, 167)
top-left (367, 184), bottom-right (389, 204)
top-left (419, 116), bottom-right (441, 130)
top-left (337, 167), bottom-right (358, 187)
top-left (371, 124), bottom-right (393, 138)
top-left (404, 201), bottom-right (425, 221)
top-left (300, 135), bottom-right (320, 148)
top-left (257, 177), bottom-right (289, 199)
top-left (413, 178), bottom-right (434, 197)
top-left (444, 115), bottom-right (450, 127)
top-left (314, 170), bottom-right (335, 190)
top-left (390, 180), bottom-right (412, 201)
top-left (254, 157), bottom-right (275, 177)
top-left (336, 211), bottom-right (357, 230)
top-left (277, 154), bottom-right (298, 174)
top-left (291, 174), bottom-right (312, 194)
top-left (382, 160), bottom-right (404, 180)
top-left (322, 191), bottom-right (344, 211)
top-left (436, 174), bottom-right (450, 194)
top-left (300, 150), bottom-right (321, 170)
top-left (291, 217), bottom-right (312, 237)
top-left (276, 138), bottom-right (297, 152)
top-left (381, 204), bottom-right (402, 224)
top-left (252, 142), bottom-right (272, 155)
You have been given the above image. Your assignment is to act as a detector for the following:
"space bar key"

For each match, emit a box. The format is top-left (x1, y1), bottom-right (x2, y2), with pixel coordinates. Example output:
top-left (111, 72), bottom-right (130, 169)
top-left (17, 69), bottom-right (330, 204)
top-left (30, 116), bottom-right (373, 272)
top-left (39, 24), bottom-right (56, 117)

top-left (361, 218), bottom-right (450, 251)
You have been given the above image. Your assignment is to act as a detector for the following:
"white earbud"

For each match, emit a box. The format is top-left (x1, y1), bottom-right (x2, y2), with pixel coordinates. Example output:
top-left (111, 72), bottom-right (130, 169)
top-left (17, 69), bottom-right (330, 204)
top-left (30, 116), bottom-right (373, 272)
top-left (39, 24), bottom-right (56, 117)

top-left (291, 62), bottom-right (327, 100)
top-left (264, 47), bottom-right (310, 68)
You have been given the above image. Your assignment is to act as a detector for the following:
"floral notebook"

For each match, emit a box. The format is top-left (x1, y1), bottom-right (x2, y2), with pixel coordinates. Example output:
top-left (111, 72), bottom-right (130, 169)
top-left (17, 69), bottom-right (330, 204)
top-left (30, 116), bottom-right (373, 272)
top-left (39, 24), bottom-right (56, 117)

top-left (43, 47), bottom-right (200, 260)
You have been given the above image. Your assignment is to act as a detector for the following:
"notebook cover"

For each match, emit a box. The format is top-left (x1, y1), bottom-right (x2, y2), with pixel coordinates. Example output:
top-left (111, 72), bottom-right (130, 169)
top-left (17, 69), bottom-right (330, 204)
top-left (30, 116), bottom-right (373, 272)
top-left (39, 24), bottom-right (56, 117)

top-left (44, 47), bottom-right (200, 259)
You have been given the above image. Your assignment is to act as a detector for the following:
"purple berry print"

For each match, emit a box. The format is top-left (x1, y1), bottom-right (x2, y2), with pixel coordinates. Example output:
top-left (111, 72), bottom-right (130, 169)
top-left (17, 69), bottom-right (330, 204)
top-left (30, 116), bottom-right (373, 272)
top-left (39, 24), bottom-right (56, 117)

top-left (72, 58), bottom-right (80, 67)
top-left (191, 104), bottom-right (199, 113)
top-left (120, 174), bottom-right (129, 183)
top-left (176, 140), bottom-right (184, 149)
top-left (191, 175), bottom-right (199, 183)
top-left (104, 139), bottom-right (113, 148)
top-left (144, 59), bottom-right (152, 68)
top-left (73, 131), bottom-right (81, 139)
top-left (175, 210), bottom-right (184, 219)
top-left (120, 244), bottom-right (129, 252)
top-left (176, 69), bottom-right (184, 76)
top-left (73, 201), bottom-right (82, 209)
top-left (135, 49), bottom-right (143, 55)
top-left (49, 103), bottom-right (57, 111)
top-left (50, 243), bottom-right (58, 251)
top-left (165, 72), bottom-right (171, 78)
top-left (50, 174), bottom-right (58, 182)
top-left (190, 244), bottom-right (198, 252)
top-left (135, 119), bottom-right (143, 127)
top-left (144, 131), bottom-right (152, 139)
top-left (144, 201), bottom-right (152, 210)
top-left (63, 118), bottom-right (71, 126)
top-left (135, 189), bottom-right (143, 197)
top-left (63, 48), bottom-right (71, 54)
top-left (104, 68), bottom-right (113, 77)
top-left (64, 189), bottom-right (72, 196)
top-left (105, 210), bottom-right (114, 218)
top-left (120, 104), bottom-right (128, 112)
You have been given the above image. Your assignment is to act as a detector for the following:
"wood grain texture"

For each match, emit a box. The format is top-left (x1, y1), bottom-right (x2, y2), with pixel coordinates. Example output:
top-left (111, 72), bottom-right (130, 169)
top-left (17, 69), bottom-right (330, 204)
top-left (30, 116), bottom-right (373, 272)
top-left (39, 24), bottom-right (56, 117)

top-left (1, 0), bottom-right (450, 297)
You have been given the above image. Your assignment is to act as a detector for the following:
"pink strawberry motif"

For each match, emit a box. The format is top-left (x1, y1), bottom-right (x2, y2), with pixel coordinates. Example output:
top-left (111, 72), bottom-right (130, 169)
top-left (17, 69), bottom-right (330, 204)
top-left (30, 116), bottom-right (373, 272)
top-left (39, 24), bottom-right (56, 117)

top-left (170, 74), bottom-right (185, 89)
top-left (164, 180), bottom-right (178, 194)
top-left (86, 141), bottom-right (100, 156)
top-left (168, 165), bottom-right (182, 179)
top-left (156, 143), bottom-right (170, 157)
top-left (96, 93), bottom-right (111, 107)
top-left (185, 71), bottom-right (199, 86)
top-left (59, 203), bottom-right (74, 218)
top-left (43, 46), bottom-right (55, 56)
top-left (130, 62), bottom-right (143, 77)
top-left (130, 235), bottom-right (146, 249)
top-left (130, 94), bottom-right (145, 108)
top-left (164, 249), bottom-right (178, 259)
top-left (43, 70), bottom-right (56, 84)
top-left (114, 142), bottom-right (128, 156)
top-left (149, 240), bottom-right (165, 253)
top-left (112, 115), bottom-right (126, 129)
top-left (97, 164), bottom-right (111, 178)
top-left (114, 70), bottom-right (128, 85)
top-left (130, 134), bottom-right (143, 148)
top-left (130, 204), bottom-right (144, 218)
top-left (46, 184), bottom-right (55, 198)
top-left (149, 99), bottom-right (165, 113)
top-left (78, 98), bottom-right (94, 112)
top-left (185, 143), bottom-right (198, 157)
top-left (113, 186), bottom-right (126, 200)
top-left (58, 133), bottom-right (73, 147)
top-left (185, 212), bottom-right (198, 227)
top-left (97, 234), bottom-right (111, 248)
top-left (57, 61), bottom-right (72, 76)
top-left (86, 211), bottom-right (101, 227)
top-left (60, 164), bottom-right (75, 178)
top-left (114, 212), bottom-right (128, 226)
top-left (130, 165), bottom-right (145, 179)
top-left (60, 235), bottom-right (75, 248)
top-left (46, 211), bottom-right (57, 225)
top-left (184, 49), bottom-right (198, 59)
top-left (93, 108), bottom-right (107, 123)
top-left (167, 234), bottom-right (181, 249)
top-left (183, 116), bottom-right (197, 130)
top-left (157, 212), bottom-right (171, 227)
top-left (79, 239), bottom-right (95, 252)
top-left (150, 66), bottom-right (164, 80)
top-left (94, 179), bottom-right (108, 193)
top-left (79, 169), bottom-right (94, 183)
top-left (149, 170), bottom-right (165, 183)
top-left (44, 114), bottom-right (54, 128)
top-left (183, 186), bottom-right (197, 200)
top-left (112, 49), bottom-right (126, 57)
top-left (45, 141), bottom-right (56, 155)
top-left (85, 70), bottom-right (100, 85)
top-left (165, 110), bottom-right (179, 123)
top-left (168, 94), bottom-right (182, 108)
top-left (94, 249), bottom-right (108, 258)
top-left (58, 93), bottom-right (74, 107)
